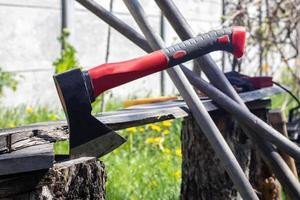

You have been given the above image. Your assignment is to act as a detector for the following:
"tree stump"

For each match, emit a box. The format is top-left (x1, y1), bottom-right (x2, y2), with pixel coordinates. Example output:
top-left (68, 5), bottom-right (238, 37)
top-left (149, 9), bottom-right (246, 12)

top-left (180, 101), bottom-right (274, 200)
top-left (1, 157), bottom-right (106, 200)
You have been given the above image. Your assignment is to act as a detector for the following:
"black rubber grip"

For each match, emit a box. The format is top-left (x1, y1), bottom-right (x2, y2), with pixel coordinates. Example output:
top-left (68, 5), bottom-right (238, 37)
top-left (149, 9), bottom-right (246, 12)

top-left (162, 27), bottom-right (233, 67)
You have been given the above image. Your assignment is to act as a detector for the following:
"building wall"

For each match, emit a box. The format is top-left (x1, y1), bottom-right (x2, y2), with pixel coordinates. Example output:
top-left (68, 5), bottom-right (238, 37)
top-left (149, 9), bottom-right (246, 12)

top-left (0, 0), bottom-right (221, 107)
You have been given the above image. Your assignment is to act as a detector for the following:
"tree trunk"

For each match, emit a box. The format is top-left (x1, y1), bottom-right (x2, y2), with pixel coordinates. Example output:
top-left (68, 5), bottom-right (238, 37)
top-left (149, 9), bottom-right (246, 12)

top-left (1, 157), bottom-right (106, 200)
top-left (180, 104), bottom-right (275, 200)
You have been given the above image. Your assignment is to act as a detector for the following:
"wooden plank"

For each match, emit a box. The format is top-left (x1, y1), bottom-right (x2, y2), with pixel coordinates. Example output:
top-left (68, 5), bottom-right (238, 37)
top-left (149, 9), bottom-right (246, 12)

top-left (0, 86), bottom-right (284, 154)
top-left (0, 126), bottom-right (68, 152)
top-left (0, 143), bottom-right (53, 176)
top-left (0, 86), bottom-right (284, 137)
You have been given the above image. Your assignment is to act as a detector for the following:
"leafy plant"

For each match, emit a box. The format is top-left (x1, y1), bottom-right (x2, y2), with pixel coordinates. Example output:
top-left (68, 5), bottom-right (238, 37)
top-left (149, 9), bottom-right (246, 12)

top-left (53, 29), bottom-right (81, 74)
top-left (0, 68), bottom-right (17, 97)
top-left (102, 119), bottom-right (182, 200)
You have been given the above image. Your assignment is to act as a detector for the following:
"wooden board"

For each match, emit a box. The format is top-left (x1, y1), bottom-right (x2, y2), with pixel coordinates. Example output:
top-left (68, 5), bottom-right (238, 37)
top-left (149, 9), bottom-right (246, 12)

top-left (0, 86), bottom-right (284, 138)
top-left (0, 143), bottom-right (53, 176)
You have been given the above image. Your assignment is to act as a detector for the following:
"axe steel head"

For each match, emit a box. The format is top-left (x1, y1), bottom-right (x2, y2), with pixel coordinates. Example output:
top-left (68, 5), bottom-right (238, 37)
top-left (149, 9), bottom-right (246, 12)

top-left (53, 68), bottom-right (126, 158)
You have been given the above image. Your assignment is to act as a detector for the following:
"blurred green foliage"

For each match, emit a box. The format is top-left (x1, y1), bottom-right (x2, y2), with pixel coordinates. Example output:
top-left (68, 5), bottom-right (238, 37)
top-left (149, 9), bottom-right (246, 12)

top-left (53, 29), bottom-right (81, 74)
top-left (0, 68), bottom-right (17, 97)
top-left (91, 96), bottom-right (122, 114)
top-left (102, 119), bottom-right (182, 200)
top-left (271, 67), bottom-right (300, 116)
top-left (0, 105), bottom-right (59, 128)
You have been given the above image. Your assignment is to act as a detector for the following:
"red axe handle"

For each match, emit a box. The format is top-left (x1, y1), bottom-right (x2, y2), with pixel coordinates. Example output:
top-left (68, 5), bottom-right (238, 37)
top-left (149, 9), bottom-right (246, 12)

top-left (88, 26), bottom-right (246, 98)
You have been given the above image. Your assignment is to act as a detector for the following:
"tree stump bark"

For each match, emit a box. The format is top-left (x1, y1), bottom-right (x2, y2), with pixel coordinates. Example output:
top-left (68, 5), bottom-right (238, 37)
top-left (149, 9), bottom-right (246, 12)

top-left (180, 104), bottom-right (273, 200)
top-left (1, 157), bottom-right (106, 200)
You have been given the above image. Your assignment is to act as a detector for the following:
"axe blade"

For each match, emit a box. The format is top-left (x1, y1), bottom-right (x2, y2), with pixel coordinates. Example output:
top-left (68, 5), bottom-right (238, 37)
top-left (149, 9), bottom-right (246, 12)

top-left (69, 114), bottom-right (126, 158)
top-left (53, 68), bottom-right (126, 158)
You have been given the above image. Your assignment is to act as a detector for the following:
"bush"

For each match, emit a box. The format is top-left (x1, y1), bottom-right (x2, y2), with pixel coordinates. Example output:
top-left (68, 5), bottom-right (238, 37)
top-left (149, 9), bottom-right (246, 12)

top-left (53, 29), bottom-right (81, 74)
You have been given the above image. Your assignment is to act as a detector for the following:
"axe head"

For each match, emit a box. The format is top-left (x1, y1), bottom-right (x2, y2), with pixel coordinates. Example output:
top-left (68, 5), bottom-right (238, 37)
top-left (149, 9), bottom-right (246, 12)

top-left (53, 68), bottom-right (126, 158)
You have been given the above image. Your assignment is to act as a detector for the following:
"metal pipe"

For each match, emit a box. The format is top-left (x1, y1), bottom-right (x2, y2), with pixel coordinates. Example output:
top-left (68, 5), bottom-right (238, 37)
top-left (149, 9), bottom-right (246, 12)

top-left (159, 11), bottom-right (165, 96)
top-left (76, 0), bottom-right (300, 198)
top-left (122, 0), bottom-right (259, 199)
top-left (61, 0), bottom-right (75, 46)
top-left (154, 0), bottom-right (300, 198)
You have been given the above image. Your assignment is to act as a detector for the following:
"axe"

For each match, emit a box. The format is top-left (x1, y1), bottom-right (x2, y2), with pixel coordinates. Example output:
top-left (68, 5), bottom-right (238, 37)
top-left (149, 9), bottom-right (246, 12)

top-left (53, 27), bottom-right (246, 158)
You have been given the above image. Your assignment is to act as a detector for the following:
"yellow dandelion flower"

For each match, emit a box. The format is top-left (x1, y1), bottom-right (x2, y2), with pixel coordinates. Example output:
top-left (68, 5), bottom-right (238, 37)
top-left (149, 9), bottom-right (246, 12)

top-left (26, 106), bottom-right (33, 114)
top-left (164, 148), bottom-right (171, 155)
top-left (145, 136), bottom-right (163, 144)
top-left (175, 149), bottom-right (182, 157)
top-left (174, 170), bottom-right (181, 179)
top-left (162, 130), bottom-right (170, 135)
top-left (149, 180), bottom-right (158, 187)
top-left (138, 127), bottom-right (145, 132)
top-left (148, 124), bottom-right (162, 132)
top-left (162, 120), bottom-right (172, 127)
top-left (127, 127), bottom-right (137, 133)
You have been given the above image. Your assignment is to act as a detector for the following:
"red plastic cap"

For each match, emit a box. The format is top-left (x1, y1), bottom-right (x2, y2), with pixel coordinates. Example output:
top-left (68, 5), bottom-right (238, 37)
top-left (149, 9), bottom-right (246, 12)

top-left (232, 26), bottom-right (246, 58)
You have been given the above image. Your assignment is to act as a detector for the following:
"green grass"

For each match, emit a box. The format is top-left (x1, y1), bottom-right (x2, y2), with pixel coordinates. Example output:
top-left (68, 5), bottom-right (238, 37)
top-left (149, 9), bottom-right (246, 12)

top-left (0, 103), bottom-right (182, 200)
top-left (102, 120), bottom-right (182, 200)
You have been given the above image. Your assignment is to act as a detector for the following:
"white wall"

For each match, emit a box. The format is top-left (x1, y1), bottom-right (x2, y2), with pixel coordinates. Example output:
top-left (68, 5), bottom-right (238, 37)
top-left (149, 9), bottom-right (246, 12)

top-left (0, 0), bottom-right (221, 107)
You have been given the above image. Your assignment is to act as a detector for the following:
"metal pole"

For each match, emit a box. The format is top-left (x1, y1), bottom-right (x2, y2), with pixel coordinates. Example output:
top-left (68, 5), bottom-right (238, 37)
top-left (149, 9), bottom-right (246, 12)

top-left (159, 12), bottom-right (165, 96)
top-left (75, 0), bottom-right (300, 198)
top-left (221, 0), bottom-right (226, 71)
top-left (61, 0), bottom-right (75, 45)
top-left (154, 0), bottom-right (300, 198)
top-left (258, 1), bottom-right (263, 76)
top-left (122, 0), bottom-right (258, 199)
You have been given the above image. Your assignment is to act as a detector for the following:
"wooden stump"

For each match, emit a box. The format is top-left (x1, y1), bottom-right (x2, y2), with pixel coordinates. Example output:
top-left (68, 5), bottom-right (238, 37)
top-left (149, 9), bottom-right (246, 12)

top-left (0, 157), bottom-right (106, 200)
top-left (180, 101), bottom-right (273, 200)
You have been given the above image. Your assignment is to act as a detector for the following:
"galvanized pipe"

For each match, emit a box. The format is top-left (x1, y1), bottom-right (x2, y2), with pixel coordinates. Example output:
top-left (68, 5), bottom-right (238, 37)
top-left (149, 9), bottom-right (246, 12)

top-left (123, 0), bottom-right (258, 199)
top-left (154, 0), bottom-right (300, 198)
